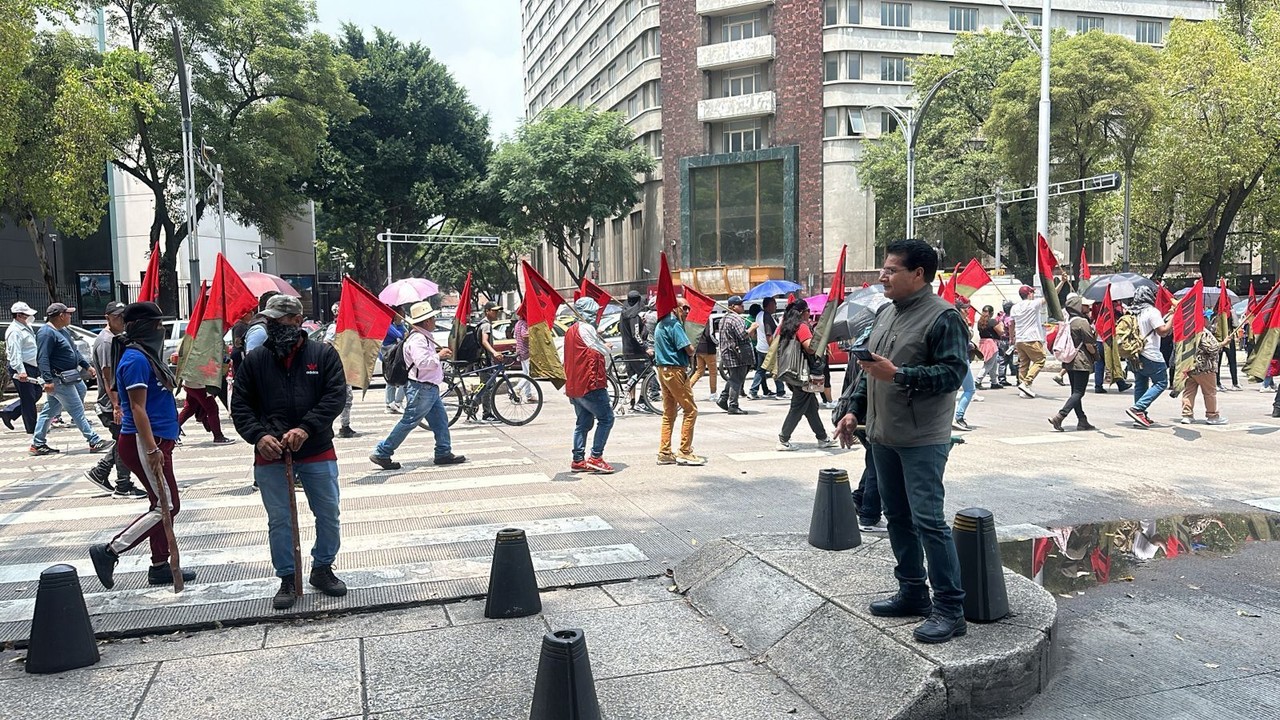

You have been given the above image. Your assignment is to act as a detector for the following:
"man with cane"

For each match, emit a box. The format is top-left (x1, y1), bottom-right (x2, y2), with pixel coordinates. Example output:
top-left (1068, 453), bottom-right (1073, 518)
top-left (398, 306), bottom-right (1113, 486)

top-left (231, 294), bottom-right (348, 610)
top-left (89, 302), bottom-right (196, 590)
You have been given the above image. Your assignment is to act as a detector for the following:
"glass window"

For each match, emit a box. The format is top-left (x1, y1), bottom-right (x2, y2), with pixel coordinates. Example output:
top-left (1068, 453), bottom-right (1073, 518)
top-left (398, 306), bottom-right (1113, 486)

top-left (824, 108), bottom-right (841, 137)
top-left (627, 94), bottom-right (640, 117)
top-left (688, 160), bottom-right (787, 267)
top-left (721, 120), bottom-right (761, 153)
top-left (824, 53), bottom-right (840, 82)
top-left (824, 0), bottom-right (840, 26)
top-left (1136, 20), bottom-right (1163, 44)
top-left (880, 56), bottom-right (908, 82)
top-left (848, 108), bottom-right (866, 134)
top-left (845, 0), bottom-right (862, 24)
top-left (825, 107), bottom-right (867, 137)
top-left (724, 66), bottom-right (761, 96)
top-left (881, 2), bottom-right (911, 28)
top-left (846, 51), bottom-right (861, 80)
top-left (1077, 15), bottom-right (1103, 33)
top-left (881, 110), bottom-right (900, 135)
top-left (949, 7), bottom-right (977, 32)
top-left (723, 11), bottom-right (762, 41)
top-left (825, 52), bottom-right (861, 81)
top-left (1021, 12), bottom-right (1041, 27)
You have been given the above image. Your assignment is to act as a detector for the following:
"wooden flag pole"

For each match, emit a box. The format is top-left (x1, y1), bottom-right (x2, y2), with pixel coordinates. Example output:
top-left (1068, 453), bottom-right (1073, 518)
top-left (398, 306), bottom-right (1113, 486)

top-left (283, 451), bottom-right (304, 598)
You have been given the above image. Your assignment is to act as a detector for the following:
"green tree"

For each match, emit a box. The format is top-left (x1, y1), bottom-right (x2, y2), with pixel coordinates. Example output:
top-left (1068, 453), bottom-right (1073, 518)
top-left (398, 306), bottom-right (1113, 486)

top-left (309, 25), bottom-right (495, 291)
top-left (488, 106), bottom-right (654, 287)
top-left (90, 0), bottom-right (360, 313)
top-left (0, 30), bottom-right (158, 300)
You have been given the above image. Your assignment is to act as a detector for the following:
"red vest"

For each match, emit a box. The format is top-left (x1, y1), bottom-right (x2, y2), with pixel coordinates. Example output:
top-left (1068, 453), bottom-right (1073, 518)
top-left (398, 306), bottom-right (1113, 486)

top-left (564, 325), bottom-right (607, 398)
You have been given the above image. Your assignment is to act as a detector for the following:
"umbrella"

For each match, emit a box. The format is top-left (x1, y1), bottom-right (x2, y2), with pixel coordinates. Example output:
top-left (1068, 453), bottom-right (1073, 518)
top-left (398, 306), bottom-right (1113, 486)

top-left (1232, 299), bottom-right (1249, 322)
top-left (830, 286), bottom-right (890, 343)
top-left (743, 279), bottom-right (803, 301)
top-left (803, 293), bottom-right (827, 314)
top-left (380, 278), bottom-right (440, 307)
top-left (239, 271), bottom-right (300, 298)
top-left (1081, 272), bottom-right (1156, 302)
top-left (1174, 285), bottom-right (1240, 307)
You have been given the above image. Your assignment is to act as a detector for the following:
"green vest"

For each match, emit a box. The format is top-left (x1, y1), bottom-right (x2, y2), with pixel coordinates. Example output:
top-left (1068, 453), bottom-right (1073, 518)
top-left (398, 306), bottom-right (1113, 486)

top-left (866, 285), bottom-right (957, 447)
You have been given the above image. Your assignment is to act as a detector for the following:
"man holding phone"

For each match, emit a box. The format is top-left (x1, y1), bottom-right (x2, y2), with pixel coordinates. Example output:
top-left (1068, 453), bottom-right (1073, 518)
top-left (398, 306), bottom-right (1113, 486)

top-left (834, 239), bottom-right (970, 644)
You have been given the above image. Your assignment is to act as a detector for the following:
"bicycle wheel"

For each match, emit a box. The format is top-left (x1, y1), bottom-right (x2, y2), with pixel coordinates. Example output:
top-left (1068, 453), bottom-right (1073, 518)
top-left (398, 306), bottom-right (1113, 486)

top-left (639, 369), bottom-right (663, 414)
top-left (418, 377), bottom-right (465, 430)
top-left (606, 375), bottom-right (625, 412)
top-left (490, 372), bottom-right (543, 426)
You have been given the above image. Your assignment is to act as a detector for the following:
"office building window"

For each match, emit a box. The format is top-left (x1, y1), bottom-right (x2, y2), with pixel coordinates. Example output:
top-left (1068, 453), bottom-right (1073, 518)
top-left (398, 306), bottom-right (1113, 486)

top-left (719, 11), bottom-right (763, 42)
top-left (689, 160), bottom-right (786, 267)
top-left (824, 52), bottom-right (840, 82)
top-left (607, 63), bottom-right (617, 84)
top-left (880, 56), bottom-right (908, 82)
top-left (1021, 12), bottom-right (1041, 27)
top-left (949, 7), bottom-right (977, 32)
top-left (824, 52), bottom-right (862, 81)
top-left (627, 93), bottom-right (640, 118)
top-left (824, 0), bottom-right (861, 25)
top-left (724, 65), bottom-right (761, 96)
top-left (1136, 20), bottom-right (1163, 45)
top-left (881, 2), bottom-right (910, 28)
top-left (1077, 15), bottom-right (1103, 33)
top-left (846, 51), bottom-right (862, 80)
top-left (721, 121), bottom-right (762, 153)
top-left (881, 110), bottom-right (901, 135)
top-left (824, 107), bottom-right (867, 138)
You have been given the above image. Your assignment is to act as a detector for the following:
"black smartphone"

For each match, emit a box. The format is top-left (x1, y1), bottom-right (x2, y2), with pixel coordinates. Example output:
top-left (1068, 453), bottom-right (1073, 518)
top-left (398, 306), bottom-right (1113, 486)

top-left (850, 345), bottom-right (875, 362)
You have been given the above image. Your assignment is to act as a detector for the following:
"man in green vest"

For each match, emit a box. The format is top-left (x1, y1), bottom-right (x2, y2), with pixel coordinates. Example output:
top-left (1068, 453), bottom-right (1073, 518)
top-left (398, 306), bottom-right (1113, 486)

top-left (835, 239), bottom-right (970, 644)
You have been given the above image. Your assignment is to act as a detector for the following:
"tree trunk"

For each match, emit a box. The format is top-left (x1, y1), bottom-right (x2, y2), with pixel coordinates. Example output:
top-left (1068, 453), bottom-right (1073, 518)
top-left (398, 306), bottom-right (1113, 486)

top-left (21, 217), bottom-right (59, 302)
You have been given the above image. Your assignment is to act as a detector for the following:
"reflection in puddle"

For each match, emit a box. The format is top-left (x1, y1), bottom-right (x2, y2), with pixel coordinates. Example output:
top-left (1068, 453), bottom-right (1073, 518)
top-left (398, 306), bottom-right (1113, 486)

top-left (1000, 512), bottom-right (1280, 594)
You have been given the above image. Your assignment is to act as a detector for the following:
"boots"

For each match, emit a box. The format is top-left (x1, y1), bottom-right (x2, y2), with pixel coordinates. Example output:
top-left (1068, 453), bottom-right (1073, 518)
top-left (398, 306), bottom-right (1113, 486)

top-left (1047, 413), bottom-right (1066, 432)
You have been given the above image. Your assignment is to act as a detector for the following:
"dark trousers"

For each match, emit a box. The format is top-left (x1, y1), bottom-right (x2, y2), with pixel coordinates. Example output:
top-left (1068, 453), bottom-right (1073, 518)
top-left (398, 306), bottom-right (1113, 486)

top-left (779, 389), bottom-right (827, 442)
top-left (1273, 384), bottom-right (1280, 413)
top-left (871, 442), bottom-right (965, 618)
top-left (1058, 369), bottom-right (1091, 421)
top-left (1219, 341), bottom-right (1238, 386)
top-left (178, 386), bottom-right (226, 441)
top-left (719, 364), bottom-right (749, 409)
top-left (851, 436), bottom-right (881, 524)
top-left (11, 363), bottom-right (41, 433)
top-left (90, 412), bottom-right (133, 484)
top-left (750, 349), bottom-right (784, 396)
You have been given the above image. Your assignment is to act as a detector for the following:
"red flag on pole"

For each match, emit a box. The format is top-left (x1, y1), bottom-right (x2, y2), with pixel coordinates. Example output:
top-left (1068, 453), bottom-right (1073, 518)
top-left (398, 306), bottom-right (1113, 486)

top-left (1171, 279), bottom-right (1205, 343)
top-left (1247, 281), bottom-right (1257, 315)
top-left (578, 277), bottom-right (613, 321)
top-left (520, 261), bottom-right (567, 388)
top-left (184, 281), bottom-right (209, 338)
top-left (1156, 283), bottom-right (1176, 315)
top-left (681, 285), bottom-right (716, 341)
top-left (828, 245), bottom-right (847, 305)
top-left (138, 242), bottom-right (162, 303)
top-left (1036, 233), bottom-right (1058, 281)
top-left (335, 277), bottom-right (397, 389)
top-left (955, 259), bottom-right (991, 298)
top-left (656, 252), bottom-right (677, 319)
top-left (938, 263), bottom-right (960, 303)
top-left (813, 245), bottom-right (847, 358)
top-left (1079, 247), bottom-right (1091, 281)
top-left (449, 272), bottom-right (473, 355)
top-left (179, 254), bottom-right (257, 388)
top-left (1096, 285), bottom-right (1116, 342)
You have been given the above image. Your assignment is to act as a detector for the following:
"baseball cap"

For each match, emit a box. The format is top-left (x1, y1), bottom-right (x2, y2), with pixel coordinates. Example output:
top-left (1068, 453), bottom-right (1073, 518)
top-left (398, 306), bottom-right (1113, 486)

top-left (482, 301), bottom-right (500, 312)
top-left (726, 295), bottom-right (744, 306)
top-left (1018, 285), bottom-right (1035, 299)
top-left (261, 294), bottom-right (304, 319)
top-left (45, 302), bottom-right (76, 318)
top-left (104, 301), bottom-right (127, 317)
top-left (122, 301), bottom-right (164, 324)
top-left (406, 301), bottom-right (440, 324)
top-left (10, 301), bottom-right (37, 317)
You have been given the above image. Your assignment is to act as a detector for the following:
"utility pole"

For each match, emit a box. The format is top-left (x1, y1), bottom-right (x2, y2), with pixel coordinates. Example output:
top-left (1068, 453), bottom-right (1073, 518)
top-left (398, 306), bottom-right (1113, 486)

top-left (1034, 0), bottom-right (1052, 294)
top-left (870, 70), bottom-right (958, 240)
top-left (172, 22), bottom-right (199, 286)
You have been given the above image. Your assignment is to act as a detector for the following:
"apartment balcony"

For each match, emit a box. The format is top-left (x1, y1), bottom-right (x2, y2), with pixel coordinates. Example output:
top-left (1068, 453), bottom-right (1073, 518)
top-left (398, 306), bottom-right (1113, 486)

top-left (697, 91), bottom-right (776, 123)
top-left (696, 0), bottom-right (774, 15)
top-left (696, 35), bottom-right (775, 71)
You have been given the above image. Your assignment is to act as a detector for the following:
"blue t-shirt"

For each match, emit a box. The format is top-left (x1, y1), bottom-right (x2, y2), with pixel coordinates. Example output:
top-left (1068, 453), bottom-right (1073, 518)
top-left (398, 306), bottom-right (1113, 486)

top-left (653, 316), bottom-right (691, 368)
top-left (117, 348), bottom-right (180, 440)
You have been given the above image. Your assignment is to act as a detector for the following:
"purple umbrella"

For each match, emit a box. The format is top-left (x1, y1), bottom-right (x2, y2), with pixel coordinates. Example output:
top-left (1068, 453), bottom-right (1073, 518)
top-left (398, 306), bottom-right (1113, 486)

top-left (380, 278), bottom-right (440, 307)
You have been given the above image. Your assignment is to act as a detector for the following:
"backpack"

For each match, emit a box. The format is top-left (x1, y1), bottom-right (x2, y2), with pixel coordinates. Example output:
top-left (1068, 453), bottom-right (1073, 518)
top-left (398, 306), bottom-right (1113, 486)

top-left (1051, 320), bottom-right (1078, 364)
top-left (1114, 313), bottom-right (1145, 360)
top-left (383, 335), bottom-right (411, 386)
top-left (454, 322), bottom-right (484, 364)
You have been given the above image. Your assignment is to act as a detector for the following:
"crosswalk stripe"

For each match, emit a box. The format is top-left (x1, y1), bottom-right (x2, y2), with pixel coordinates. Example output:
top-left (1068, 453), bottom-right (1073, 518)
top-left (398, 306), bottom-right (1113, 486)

top-left (0, 472), bottom-right (551, 526)
top-left (0, 543), bottom-right (648, 623)
top-left (997, 434), bottom-right (1088, 445)
top-left (726, 449), bottom-right (844, 461)
top-left (0, 515), bottom-right (614, 584)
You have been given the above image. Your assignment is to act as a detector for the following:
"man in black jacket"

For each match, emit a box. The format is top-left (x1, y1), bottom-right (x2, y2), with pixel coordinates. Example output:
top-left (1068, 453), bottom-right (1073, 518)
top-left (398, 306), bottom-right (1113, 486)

top-left (231, 294), bottom-right (348, 610)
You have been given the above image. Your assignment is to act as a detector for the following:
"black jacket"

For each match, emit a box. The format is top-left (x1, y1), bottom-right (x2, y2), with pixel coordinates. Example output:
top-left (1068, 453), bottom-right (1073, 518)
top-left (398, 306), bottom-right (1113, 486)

top-left (231, 337), bottom-right (346, 459)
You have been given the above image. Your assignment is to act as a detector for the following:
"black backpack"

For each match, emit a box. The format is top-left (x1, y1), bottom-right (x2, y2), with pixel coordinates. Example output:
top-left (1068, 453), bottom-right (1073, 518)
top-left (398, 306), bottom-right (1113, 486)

top-left (383, 335), bottom-right (411, 386)
top-left (455, 322), bottom-right (485, 364)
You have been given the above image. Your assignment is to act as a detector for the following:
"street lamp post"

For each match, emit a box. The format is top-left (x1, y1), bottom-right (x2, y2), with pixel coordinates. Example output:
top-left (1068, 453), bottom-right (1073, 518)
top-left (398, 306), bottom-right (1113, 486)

top-left (871, 70), bottom-right (958, 240)
top-left (1034, 0), bottom-right (1052, 292)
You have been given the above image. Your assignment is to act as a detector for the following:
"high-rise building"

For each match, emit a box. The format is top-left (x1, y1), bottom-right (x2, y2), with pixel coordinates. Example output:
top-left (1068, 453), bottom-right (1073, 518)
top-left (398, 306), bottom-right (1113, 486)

top-left (522, 0), bottom-right (1219, 294)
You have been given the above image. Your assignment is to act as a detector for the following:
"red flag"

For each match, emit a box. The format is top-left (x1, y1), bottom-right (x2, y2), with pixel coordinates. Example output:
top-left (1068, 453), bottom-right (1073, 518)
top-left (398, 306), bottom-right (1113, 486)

top-left (1251, 283), bottom-right (1280, 335)
top-left (207, 254), bottom-right (258, 333)
top-left (656, 252), bottom-right (677, 319)
top-left (861, 282), bottom-right (870, 289)
top-left (1171, 279), bottom-right (1204, 343)
top-left (179, 254), bottom-right (257, 388)
top-left (1096, 286), bottom-right (1116, 342)
top-left (682, 285), bottom-right (716, 328)
top-left (1214, 279), bottom-right (1232, 332)
top-left (137, 242), bottom-right (162, 303)
top-left (1156, 283), bottom-right (1175, 315)
top-left (520, 260), bottom-right (566, 327)
top-left (1036, 233), bottom-right (1058, 281)
top-left (184, 281), bottom-right (209, 338)
top-left (938, 264), bottom-right (960, 303)
top-left (450, 271), bottom-right (473, 355)
top-left (1247, 281), bottom-right (1257, 314)
top-left (578, 277), bottom-right (613, 321)
top-left (1079, 247), bottom-right (1091, 281)
top-left (827, 245), bottom-right (847, 305)
top-left (335, 277), bottom-right (397, 389)
top-left (954, 259), bottom-right (991, 298)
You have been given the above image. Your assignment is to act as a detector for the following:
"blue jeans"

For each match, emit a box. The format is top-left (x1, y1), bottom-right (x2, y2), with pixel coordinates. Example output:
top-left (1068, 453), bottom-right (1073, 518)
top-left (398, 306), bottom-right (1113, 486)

top-left (384, 383), bottom-right (406, 405)
top-left (1132, 358), bottom-right (1168, 412)
top-left (851, 437), bottom-right (881, 524)
top-left (871, 443), bottom-right (965, 618)
top-left (571, 388), bottom-right (615, 461)
top-left (33, 380), bottom-right (100, 447)
top-left (750, 349), bottom-right (784, 396)
top-left (255, 460), bottom-right (340, 576)
top-left (955, 368), bottom-right (975, 420)
top-left (375, 381), bottom-right (451, 459)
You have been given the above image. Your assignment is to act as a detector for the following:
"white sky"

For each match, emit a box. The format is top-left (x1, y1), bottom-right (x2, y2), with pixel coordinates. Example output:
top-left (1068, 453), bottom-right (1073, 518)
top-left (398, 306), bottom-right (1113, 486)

top-left (312, 0), bottom-right (524, 142)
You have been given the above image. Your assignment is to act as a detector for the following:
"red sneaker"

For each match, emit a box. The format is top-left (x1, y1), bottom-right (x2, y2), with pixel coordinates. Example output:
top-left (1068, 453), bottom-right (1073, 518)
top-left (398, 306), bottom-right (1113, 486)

top-left (584, 457), bottom-right (615, 474)
top-left (570, 459), bottom-right (590, 472)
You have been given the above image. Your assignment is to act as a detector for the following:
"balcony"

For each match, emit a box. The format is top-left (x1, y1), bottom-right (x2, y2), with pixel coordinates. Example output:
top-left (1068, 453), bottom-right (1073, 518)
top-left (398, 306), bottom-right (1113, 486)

top-left (697, 91), bottom-right (776, 123)
top-left (696, 35), bottom-right (775, 71)
top-left (696, 0), bottom-right (774, 15)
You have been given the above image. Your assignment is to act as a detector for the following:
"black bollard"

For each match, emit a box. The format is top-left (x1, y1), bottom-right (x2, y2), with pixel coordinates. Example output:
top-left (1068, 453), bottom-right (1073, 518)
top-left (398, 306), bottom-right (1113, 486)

top-left (808, 468), bottom-right (862, 551)
top-left (484, 528), bottom-right (543, 619)
top-left (952, 508), bottom-right (1009, 622)
top-left (25, 564), bottom-right (99, 674)
top-left (529, 629), bottom-right (601, 720)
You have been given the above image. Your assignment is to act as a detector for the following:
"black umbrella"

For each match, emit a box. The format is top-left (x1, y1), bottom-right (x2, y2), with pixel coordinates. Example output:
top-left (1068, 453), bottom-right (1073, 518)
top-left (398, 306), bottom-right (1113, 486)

top-left (1081, 272), bottom-right (1158, 302)
top-left (830, 287), bottom-right (889, 343)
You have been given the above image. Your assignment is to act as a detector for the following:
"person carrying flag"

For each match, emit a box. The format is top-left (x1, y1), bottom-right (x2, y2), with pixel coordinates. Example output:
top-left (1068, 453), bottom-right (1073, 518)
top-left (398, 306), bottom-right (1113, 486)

top-left (1180, 309), bottom-right (1227, 425)
top-left (655, 298), bottom-right (704, 466)
top-left (564, 297), bottom-right (615, 474)
top-left (1124, 286), bottom-right (1172, 427)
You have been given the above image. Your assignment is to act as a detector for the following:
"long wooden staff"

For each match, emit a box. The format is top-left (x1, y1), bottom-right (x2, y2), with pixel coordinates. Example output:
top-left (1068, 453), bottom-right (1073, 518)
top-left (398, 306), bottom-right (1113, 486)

top-left (147, 446), bottom-right (184, 593)
top-left (283, 450), bottom-right (304, 598)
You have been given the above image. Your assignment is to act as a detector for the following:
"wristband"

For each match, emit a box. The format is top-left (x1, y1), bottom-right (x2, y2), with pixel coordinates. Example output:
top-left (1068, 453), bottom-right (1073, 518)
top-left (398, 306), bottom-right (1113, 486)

top-left (146, 447), bottom-right (161, 456)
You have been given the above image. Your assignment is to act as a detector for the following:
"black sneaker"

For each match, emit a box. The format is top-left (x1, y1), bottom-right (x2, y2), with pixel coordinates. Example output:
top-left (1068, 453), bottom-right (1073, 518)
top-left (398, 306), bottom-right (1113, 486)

top-left (29, 444), bottom-right (58, 456)
top-left (274, 575), bottom-right (298, 610)
top-left (337, 426), bottom-right (358, 439)
top-left (913, 613), bottom-right (967, 644)
top-left (89, 543), bottom-right (118, 589)
top-left (1094, 387), bottom-right (1108, 394)
top-left (869, 592), bottom-right (932, 618)
top-left (369, 454), bottom-right (401, 470)
top-left (88, 438), bottom-right (115, 453)
top-left (83, 469), bottom-right (114, 494)
top-left (147, 564), bottom-right (197, 585)
top-left (211, 437), bottom-right (236, 445)
top-left (113, 484), bottom-right (148, 499)
top-left (1116, 380), bottom-right (1132, 392)
top-left (433, 453), bottom-right (467, 466)
top-left (309, 565), bottom-right (348, 597)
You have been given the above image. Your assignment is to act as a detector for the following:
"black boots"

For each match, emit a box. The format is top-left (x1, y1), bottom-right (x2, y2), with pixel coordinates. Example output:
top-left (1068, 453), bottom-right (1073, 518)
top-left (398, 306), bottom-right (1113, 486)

top-left (309, 565), bottom-right (347, 597)
top-left (914, 613), bottom-right (967, 644)
top-left (868, 592), bottom-right (932, 618)
top-left (274, 575), bottom-right (298, 610)
top-left (147, 564), bottom-right (197, 586)
top-left (89, 544), bottom-right (118, 589)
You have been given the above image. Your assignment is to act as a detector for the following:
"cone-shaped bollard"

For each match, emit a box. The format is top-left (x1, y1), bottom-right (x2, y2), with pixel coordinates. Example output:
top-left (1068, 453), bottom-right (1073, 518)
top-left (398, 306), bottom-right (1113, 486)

top-left (25, 564), bottom-right (99, 674)
top-left (953, 508), bottom-right (1009, 622)
top-left (529, 628), bottom-right (601, 720)
top-left (808, 468), bottom-right (862, 551)
top-left (485, 528), bottom-right (543, 619)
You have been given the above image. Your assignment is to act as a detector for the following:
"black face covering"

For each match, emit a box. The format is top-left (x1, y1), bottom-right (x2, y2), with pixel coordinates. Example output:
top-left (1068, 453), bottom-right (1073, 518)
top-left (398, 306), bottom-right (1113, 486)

top-left (265, 321), bottom-right (304, 358)
top-left (127, 320), bottom-right (165, 358)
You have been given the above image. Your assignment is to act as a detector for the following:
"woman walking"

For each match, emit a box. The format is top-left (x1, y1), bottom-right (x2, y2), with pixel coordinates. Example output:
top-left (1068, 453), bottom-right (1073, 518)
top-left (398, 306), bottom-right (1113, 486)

top-left (953, 297), bottom-right (978, 430)
top-left (976, 305), bottom-right (1004, 390)
top-left (1048, 294), bottom-right (1099, 432)
top-left (774, 300), bottom-right (834, 451)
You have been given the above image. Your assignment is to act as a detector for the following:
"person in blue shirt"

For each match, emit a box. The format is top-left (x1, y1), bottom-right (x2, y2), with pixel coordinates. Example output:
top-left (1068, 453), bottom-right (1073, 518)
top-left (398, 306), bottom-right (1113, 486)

top-left (30, 302), bottom-right (113, 455)
top-left (654, 298), bottom-right (704, 466)
top-left (89, 302), bottom-right (197, 590)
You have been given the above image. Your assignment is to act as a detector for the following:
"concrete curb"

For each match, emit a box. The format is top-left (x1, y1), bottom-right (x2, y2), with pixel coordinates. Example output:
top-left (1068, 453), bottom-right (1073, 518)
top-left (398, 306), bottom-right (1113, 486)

top-left (673, 533), bottom-right (1058, 720)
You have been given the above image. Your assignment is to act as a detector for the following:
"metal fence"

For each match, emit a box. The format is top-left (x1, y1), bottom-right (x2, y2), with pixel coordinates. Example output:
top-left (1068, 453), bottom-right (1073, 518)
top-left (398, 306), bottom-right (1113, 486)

top-left (0, 279), bottom-right (193, 323)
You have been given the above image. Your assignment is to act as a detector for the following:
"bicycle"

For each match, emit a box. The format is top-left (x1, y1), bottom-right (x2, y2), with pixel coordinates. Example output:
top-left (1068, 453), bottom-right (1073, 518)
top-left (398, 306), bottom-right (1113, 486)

top-left (421, 353), bottom-right (543, 428)
top-left (606, 353), bottom-right (664, 414)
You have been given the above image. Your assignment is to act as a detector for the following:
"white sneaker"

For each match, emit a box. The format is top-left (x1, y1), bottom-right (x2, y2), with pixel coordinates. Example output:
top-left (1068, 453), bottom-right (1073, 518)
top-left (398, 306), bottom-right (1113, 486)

top-left (775, 440), bottom-right (797, 451)
top-left (384, 404), bottom-right (400, 414)
top-left (707, 394), bottom-right (719, 402)
top-left (1206, 417), bottom-right (1228, 425)
top-left (1018, 385), bottom-right (1036, 399)
top-left (972, 395), bottom-right (985, 403)
top-left (1179, 416), bottom-right (1193, 424)
top-left (859, 519), bottom-right (888, 533)
top-left (1261, 386), bottom-right (1273, 393)
top-left (817, 437), bottom-right (837, 449)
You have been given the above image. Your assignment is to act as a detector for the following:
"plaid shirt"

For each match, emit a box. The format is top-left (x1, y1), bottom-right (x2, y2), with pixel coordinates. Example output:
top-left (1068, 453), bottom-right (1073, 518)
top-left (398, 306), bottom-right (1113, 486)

top-left (718, 313), bottom-right (749, 367)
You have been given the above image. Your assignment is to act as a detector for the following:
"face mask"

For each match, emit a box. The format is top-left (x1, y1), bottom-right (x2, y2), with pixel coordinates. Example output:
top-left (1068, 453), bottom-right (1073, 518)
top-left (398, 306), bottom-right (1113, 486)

top-left (127, 321), bottom-right (165, 357)
top-left (265, 321), bottom-right (303, 358)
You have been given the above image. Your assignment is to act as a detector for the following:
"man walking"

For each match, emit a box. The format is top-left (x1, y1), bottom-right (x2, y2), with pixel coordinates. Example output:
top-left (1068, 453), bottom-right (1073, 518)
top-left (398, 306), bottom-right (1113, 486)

top-left (564, 297), bottom-right (615, 473)
top-left (231, 294), bottom-right (349, 610)
top-left (717, 296), bottom-right (750, 414)
top-left (323, 302), bottom-right (358, 438)
top-left (4, 302), bottom-right (42, 433)
top-left (655, 298), bottom-right (704, 466)
top-left (85, 302), bottom-right (146, 498)
top-left (1010, 286), bottom-right (1046, 398)
top-left (31, 303), bottom-right (113, 456)
top-left (369, 302), bottom-right (466, 470)
top-left (1125, 285), bottom-right (1171, 428)
top-left (835, 239), bottom-right (970, 644)
top-left (748, 297), bottom-right (786, 399)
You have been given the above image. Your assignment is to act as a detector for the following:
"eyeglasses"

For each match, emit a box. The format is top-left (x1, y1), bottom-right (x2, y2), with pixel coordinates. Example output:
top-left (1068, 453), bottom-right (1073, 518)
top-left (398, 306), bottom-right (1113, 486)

top-left (879, 266), bottom-right (911, 277)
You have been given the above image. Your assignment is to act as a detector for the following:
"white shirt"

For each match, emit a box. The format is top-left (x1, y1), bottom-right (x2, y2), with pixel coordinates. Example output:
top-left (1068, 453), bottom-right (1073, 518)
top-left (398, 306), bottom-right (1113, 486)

top-left (1137, 306), bottom-right (1165, 363)
top-left (5, 319), bottom-right (38, 372)
top-left (754, 311), bottom-right (772, 353)
top-left (1011, 299), bottom-right (1046, 343)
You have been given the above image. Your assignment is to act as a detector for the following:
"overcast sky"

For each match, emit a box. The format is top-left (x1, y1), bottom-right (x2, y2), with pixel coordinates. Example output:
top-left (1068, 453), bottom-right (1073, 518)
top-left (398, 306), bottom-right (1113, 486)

top-left (312, 0), bottom-right (524, 142)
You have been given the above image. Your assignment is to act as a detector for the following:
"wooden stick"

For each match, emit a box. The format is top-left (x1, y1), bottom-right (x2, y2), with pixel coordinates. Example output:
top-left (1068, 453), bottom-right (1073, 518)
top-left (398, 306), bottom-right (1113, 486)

top-left (148, 446), bottom-right (183, 593)
top-left (283, 450), bottom-right (304, 597)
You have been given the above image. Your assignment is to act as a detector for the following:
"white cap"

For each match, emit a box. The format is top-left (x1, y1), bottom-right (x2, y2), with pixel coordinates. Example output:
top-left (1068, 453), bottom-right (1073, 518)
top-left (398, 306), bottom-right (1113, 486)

top-left (10, 301), bottom-right (37, 317)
